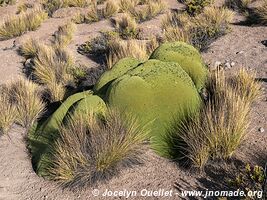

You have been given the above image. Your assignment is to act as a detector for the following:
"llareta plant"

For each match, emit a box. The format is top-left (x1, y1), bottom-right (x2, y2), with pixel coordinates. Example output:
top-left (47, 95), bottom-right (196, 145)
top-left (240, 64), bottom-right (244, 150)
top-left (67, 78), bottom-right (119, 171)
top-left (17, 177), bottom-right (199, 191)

top-left (228, 164), bottom-right (267, 199)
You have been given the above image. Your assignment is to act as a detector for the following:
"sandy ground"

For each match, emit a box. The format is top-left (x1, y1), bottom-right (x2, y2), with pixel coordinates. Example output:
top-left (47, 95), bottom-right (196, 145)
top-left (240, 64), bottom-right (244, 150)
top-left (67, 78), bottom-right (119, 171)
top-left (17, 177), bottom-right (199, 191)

top-left (0, 0), bottom-right (266, 199)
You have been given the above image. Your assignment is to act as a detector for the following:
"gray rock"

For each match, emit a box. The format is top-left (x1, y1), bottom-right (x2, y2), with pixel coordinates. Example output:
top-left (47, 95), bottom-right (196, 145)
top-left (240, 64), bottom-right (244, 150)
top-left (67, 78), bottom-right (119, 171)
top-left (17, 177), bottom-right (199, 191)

top-left (225, 62), bottom-right (231, 69)
top-left (259, 127), bottom-right (265, 133)
top-left (236, 51), bottom-right (244, 54)
top-left (230, 62), bottom-right (235, 67)
top-left (215, 61), bottom-right (222, 68)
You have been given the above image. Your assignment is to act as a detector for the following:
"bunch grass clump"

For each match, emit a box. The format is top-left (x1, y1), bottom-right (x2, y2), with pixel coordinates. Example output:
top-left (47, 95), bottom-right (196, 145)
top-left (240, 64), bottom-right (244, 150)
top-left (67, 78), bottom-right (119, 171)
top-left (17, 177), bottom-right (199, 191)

top-left (33, 46), bottom-right (74, 101)
top-left (0, 87), bottom-right (17, 135)
top-left (53, 22), bottom-right (76, 47)
top-left (119, 0), bottom-right (139, 13)
top-left (73, 1), bottom-right (119, 24)
top-left (16, 3), bottom-right (34, 14)
top-left (78, 31), bottom-right (119, 56)
top-left (19, 39), bottom-right (46, 59)
top-left (42, 0), bottom-right (91, 16)
top-left (165, 69), bottom-right (261, 169)
top-left (0, 7), bottom-right (48, 41)
top-left (107, 39), bottom-right (148, 68)
top-left (0, 0), bottom-right (15, 7)
top-left (8, 78), bottom-right (45, 130)
top-left (79, 31), bottom-right (155, 68)
top-left (225, 0), bottom-right (252, 12)
top-left (114, 13), bottom-right (139, 39)
top-left (46, 109), bottom-right (148, 188)
top-left (162, 7), bottom-right (234, 50)
top-left (252, 0), bottom-right (267, 25)
top-left (102, 0), bottom-right (119, 18)
top-left (122, 0), bottom-right (166, 22)
top-left (182, 0), bottom-right (214, 15)
top-left (19, 23), bottom-right (78, 102)
top-left (133, 0), bottom-right (166, 22)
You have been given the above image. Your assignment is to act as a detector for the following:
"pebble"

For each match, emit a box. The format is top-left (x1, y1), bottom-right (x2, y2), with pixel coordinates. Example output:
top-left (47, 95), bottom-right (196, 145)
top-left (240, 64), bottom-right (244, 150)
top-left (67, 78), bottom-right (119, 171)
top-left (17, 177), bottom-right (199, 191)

top-left (215, 61), bottom-right (222, 67)
top-left (230, 62), bottom-right (235, 67)
top-left (225, 62), bottom-right (231, 69)
top-left (236, 51), bottom-right (244, 54)
top-left (259, 127), bottom-right (265, 133)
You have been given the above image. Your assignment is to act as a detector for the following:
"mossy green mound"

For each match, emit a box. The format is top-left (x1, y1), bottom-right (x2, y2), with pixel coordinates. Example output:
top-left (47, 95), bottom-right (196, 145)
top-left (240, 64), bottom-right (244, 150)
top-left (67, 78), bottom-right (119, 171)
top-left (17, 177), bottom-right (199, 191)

top-left (106, 59), bottom-right (201, 156)
top-left (29, 92), bottom-right (106, 176)
top-left (94, 57), bottom-right (142, 98)
top-left (150, 42), bottom-right (207, 90)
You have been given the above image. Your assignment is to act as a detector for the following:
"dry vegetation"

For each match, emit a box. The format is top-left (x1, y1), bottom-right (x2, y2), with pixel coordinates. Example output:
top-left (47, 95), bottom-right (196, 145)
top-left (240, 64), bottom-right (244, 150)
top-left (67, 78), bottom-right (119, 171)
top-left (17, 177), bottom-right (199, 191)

top-left (124, 0), bottom-right (166, 22)
top-left (0, 0), bottom-right (15, 7)
top-left (16, 3), bottom-right (34, 14)
top-left (0, 7), bottom-right (48, 41)
top-left (107, 38), bottom-right (149, 68)
top-left (252, 0), bottom-right (267, 25)
top-left (114, 13), bottom-right (139, 39)
top-left (0, 87), bottom-right (17, 135)
top-left (162, 6), bottom-right (234, 50)
top-left (46, 109), bottom-right (148, 188)
top-left (73, 0), bottom-right (119, 24)
top-left (42, 0), bottom-right (91, 16)
top-left (165, 69), bottom-right (261, 169)
top-left (52, 22), bottom-right (76, 47)
top-left (19, 22), bottom-right (79, 102)
top-left (8, 78), bottom-right (45, 130)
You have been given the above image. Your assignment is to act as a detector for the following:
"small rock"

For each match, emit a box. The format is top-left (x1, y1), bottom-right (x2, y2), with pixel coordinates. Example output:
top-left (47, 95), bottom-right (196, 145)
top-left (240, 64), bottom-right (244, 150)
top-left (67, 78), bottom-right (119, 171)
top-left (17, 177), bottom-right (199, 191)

top-left (225, 62), bottom-right (231, 69)
top-left (230, 62), bottom-right (235, 67)
top-left (261, 40), bottom-right (267, 47)
top-left (259, 127), bottom-right (265, 133)
top-left (236, 51), bottom-right (244, 54)
top-left (215, 61), bottom-right (222, 68)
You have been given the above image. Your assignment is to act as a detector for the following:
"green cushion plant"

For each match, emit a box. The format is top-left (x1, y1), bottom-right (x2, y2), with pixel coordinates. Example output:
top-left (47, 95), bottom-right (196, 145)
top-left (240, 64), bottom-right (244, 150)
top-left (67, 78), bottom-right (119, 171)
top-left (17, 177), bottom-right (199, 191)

top-left (150, 41), bottom-right (207, 91)
top-left (94, 57), bottom-right (142, 98)
top-left (29, 91), bottom-right (106, 176)
top-left (106, 59), bottom-right (201, 156)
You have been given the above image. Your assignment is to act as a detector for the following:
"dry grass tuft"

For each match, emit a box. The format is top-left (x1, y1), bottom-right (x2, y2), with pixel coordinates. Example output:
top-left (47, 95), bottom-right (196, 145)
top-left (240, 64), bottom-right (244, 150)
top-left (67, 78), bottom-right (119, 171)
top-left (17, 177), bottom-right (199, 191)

top-left (84, 2), bottom-right (100, 23)
top-left (19, 23), bottom-right (78, 102)
top-left (19, 38), bottom-right (47, 59)
top-left (114, 13), bottom-right (139, 39)
top-left (42, 0), bottom-right (91, 16)
top-left (0, 7), bottom-right (48, 41)
top-left (0, 87), bottom-right (17, 135)
top-left (182, 0), bottom-right (214, 15)
top-left (63, 0), bottom-right (91, 7)
top-left (162, 7), bottom-right (234, 50)
top-left (33, 46), bottom-right (74, 97)
top-left (0, 0), bottom-right (15, 7)
top-left (122, 0), bottom-right (166, 22)
top-left (8, 78), bottom-right (45, 130)
top-left (119, 0), bottom-right (139, 12)
top-left (135, 0), bottom-right (166, 22)
top-left (166, 69), bottom-right (262, 169)
top-left (74, 0), bottom-right (119, 24)
top-left (102, 0), bottom-right (119, 18)
top-left (107, 39), bottom-right (148, 68)
top-left (46, 109), bottom-right (148, 188)
top-left (252, 0), bottom-right (267, 25)
top-left (225, 0), bottom-right (252, 12)
top-left (16, 3), bottom-right (34, 14)
top-left (53, 22), bottom-right (76, 47)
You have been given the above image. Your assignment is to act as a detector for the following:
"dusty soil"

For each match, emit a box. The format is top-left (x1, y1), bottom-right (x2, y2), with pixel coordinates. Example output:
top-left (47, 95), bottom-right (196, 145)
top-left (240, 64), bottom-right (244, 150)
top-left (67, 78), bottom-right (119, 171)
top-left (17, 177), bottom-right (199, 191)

top-left (0, 0), bottom-right (266, 200)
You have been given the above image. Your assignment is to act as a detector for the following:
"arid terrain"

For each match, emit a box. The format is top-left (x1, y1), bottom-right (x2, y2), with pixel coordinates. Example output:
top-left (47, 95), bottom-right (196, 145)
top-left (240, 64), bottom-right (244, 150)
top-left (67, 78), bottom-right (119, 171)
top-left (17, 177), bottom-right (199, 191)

top-left (0, 0), bottom-right (266, 199)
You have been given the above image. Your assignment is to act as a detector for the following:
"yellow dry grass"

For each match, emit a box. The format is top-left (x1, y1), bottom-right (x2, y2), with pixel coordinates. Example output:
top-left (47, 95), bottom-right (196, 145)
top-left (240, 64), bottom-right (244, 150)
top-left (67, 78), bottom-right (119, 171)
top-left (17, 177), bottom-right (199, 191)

top-left (0, 7), bottom-right (48, 41)
top-left (167, 69), bottom-right (262, 169)
top-left (46, 109), bottom-right (148, 188)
